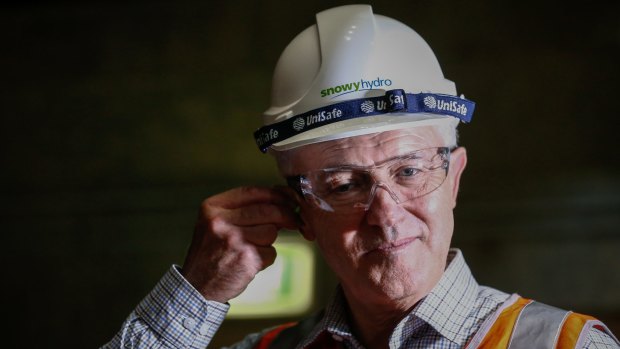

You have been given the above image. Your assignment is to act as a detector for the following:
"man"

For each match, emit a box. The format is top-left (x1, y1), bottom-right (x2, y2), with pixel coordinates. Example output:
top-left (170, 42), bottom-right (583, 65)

top-left (103, 5), bottom-right (619, 349)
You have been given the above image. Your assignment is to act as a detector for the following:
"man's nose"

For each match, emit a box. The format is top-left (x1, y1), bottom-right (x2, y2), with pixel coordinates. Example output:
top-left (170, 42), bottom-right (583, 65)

top-left (365, 183), bottom-right (402, 227)
top-left (369, 182), bottom-right (401, 206)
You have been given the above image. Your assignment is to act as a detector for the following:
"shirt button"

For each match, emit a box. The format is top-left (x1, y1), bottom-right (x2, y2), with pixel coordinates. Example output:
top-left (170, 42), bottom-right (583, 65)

top-left (332, 334), bottom-right (344, 342)
top-left (183, 317), bottom-right (197, 330)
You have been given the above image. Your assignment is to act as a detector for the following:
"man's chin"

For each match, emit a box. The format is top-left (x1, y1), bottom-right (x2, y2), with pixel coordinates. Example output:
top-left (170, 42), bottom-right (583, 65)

top-left (359, 266), bottom-right (428, 301)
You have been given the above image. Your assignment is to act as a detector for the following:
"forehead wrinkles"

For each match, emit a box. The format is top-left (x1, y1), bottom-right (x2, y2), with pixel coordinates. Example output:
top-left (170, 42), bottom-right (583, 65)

top-left (323, 130), bottom-right (439, 164)
top-left (281, 128), bottom-right (442, 173)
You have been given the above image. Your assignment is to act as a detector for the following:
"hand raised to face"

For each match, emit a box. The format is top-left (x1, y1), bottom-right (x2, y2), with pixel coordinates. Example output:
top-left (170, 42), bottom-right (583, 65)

top-left (181, 186), bottom-right (300, 303)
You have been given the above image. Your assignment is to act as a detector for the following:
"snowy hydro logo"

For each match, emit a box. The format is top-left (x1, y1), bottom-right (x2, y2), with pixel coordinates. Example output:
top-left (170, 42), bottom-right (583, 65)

top-left (320, 77), bottom-right (393, 98)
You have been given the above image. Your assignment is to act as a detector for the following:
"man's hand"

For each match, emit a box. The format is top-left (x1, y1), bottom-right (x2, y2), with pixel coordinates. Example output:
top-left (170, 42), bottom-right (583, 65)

top-left (181, 186), bottom-right (300, 303)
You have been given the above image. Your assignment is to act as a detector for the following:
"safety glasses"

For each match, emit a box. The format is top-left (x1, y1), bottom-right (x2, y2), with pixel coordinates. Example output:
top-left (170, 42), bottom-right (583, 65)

top-left (287, 147), bottom-right (451, 212)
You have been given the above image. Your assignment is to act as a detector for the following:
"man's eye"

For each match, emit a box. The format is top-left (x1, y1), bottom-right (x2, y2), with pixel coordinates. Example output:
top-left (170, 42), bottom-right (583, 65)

top-left (333, 182), bottom-right (355, 193)
top-left (399, 167), bottom-right (420, 177)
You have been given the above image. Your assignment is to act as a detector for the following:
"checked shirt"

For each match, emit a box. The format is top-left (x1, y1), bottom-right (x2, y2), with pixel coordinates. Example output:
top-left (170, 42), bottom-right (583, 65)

top-left (103, 250), bottom-right (618, 348)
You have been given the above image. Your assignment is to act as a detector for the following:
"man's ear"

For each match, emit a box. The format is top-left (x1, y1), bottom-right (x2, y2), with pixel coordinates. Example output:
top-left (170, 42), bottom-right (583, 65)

top-left (297, 200), bottom-right (316, 241)
top-left (448, 147), bottom-right (467, 209)
top-left (286, 187), bottom-right (316, 242)
top-left (299, 226), bottom-right (315, 241)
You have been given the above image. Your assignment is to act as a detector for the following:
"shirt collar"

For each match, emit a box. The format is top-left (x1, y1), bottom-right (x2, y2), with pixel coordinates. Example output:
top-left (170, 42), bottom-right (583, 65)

top-left (404, 249), bottom-right (479, 345)
top-left (298, 248), bottom-right (479, 348)
top-left (297, 285), bottom-right (360, 348)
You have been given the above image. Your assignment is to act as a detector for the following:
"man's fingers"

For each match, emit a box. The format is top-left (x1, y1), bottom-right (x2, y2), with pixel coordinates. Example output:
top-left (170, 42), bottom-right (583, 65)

top-left (206, 186), bottom-right (296, 210)
top-left (241, 224), bottom-right (279, 246)
top-left (255, 245), bottom-right (277, 270)
top-left (184, 185), bottom-right (301, 302)
top-left (272, 185), bottom-right (302, 206)
top-left (226, 203), bottom-right (300, 229)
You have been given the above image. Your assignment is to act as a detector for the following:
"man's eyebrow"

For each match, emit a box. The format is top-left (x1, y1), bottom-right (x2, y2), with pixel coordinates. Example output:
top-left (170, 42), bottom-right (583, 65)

top-left (321, 161), bottom-right (362, 169)
top-left (320, 150), bottom-right (425, 170)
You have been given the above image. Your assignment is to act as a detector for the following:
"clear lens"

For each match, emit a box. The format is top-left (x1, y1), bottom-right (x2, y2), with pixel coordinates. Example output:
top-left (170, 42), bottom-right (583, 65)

top-left (296, 147), bottom-right (450, 212)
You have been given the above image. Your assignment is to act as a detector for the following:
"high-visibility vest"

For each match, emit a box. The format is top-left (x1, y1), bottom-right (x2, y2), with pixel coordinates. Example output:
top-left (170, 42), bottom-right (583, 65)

top-left (254, 294), bottom-right (619, 349)
top-left (466, 294), bottom-right (618, 348)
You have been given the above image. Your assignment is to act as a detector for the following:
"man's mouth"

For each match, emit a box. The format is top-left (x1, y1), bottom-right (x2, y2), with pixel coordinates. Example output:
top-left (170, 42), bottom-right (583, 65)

top-left (368, 236), bottom-right (420, 254)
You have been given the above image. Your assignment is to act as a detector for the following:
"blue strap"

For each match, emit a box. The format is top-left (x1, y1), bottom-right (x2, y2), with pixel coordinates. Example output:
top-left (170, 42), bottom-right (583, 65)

top-left (254, 89), bottom-right (475, 153)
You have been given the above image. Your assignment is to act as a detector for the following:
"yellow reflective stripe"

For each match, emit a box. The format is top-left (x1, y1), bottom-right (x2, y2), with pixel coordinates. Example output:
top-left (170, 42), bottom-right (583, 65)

top-left (555, 313), bottom-right (596, 348)
top-left (476, 297), bottom-right (533, 349)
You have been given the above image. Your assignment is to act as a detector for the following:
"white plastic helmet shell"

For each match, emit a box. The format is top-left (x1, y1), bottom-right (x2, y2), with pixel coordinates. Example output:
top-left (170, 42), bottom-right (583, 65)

top-left (263, 4), bottom-right (461, 152)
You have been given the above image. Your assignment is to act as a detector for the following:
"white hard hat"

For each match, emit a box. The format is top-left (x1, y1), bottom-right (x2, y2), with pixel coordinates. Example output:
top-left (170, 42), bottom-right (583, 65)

top-left (253, 4), bottom-right (474, 153)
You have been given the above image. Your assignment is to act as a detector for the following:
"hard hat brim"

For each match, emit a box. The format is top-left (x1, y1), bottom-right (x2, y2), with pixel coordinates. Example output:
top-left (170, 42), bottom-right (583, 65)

top-left (269, 113), bottom-right (458, 152)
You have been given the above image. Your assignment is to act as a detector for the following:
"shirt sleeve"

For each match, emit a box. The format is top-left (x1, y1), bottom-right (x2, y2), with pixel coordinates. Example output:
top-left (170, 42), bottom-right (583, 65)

top-left (584, 326), bottom-right (620, 349)
top-left (101, 265), bottom-right (230, 349)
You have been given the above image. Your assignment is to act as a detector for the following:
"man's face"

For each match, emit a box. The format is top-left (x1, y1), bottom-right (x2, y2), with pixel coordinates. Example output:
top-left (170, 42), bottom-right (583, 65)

top-left (278, 126), bottom-right (467, 306)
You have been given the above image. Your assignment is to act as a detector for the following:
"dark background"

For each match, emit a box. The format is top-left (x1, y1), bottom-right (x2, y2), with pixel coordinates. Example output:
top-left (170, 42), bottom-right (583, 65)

top-left (2, 0), bottom-right (619, 347)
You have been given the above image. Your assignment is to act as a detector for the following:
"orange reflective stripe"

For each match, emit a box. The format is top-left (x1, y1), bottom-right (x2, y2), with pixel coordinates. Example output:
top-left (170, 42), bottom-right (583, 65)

top-left (254, 322), bottom-right (297, 349)
top-left (555, 312), bottom-right (596, 348)
top-left (476, 297), bottom-right (532, 349)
